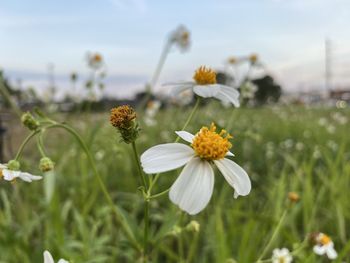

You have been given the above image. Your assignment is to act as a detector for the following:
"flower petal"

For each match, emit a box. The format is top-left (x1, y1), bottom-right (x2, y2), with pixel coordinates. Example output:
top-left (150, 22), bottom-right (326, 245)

top-left (58, 259), bottom-right (69, 263)
top-left (226, 151), bottom-right (234, 157)
top-left (214, 158), bottom-right (251, 198)
top-left (214, 85), bottom-right (240, 107)
top-left (326, 246), bottom-right (337, 259)
top-left (169, 157), bottom-right (214, 215)
top-left (2, 169), bottom-right (19, 181)
top-left (175, 131), bottom-right (195, 143)
top-left (193, 85), bottom-right (220, 98)
top-left (0, 163), bottom-right (7, 169)
top-left (141, 143), bottom-right (194, 174)
top-left (43, 251), bottom-right (54, 263)
top-left (18, 172), bottom-right (42, 182)
top-left (313, 245), bottom-right (327, 255)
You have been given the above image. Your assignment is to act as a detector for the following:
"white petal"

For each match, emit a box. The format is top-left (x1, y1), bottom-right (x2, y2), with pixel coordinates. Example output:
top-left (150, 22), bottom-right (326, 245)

top-left (313, 245), bottom-right (327, 255)
top-left (171, 85), bottom-right (193, 96)
top-left (169, 157), bottom-right (214, 215)
top-left (215, 85), bottom-right (240, 107)
top-left (214, 158), bottom-right (251, 198)
top-left (2, 169), bottom-right (19, 181)
top-left (43, 251), bottom-right (54, 263)
top-left (193, 85), bottom-right (220, 98)
top-left (141, 143), bottom-right (194, 174)
top-left (226, 151), bottom-right (234, 157)
top-left (175, 131), bottom-right (195, 143)
top-left (0, 163), bottom-right (7, 169)
top-left (18, 172), bottom-right (42, 182)
top-left (58, 259), bottom-right (69, 263)
top-left (326, 246), bottom-right (337, 259)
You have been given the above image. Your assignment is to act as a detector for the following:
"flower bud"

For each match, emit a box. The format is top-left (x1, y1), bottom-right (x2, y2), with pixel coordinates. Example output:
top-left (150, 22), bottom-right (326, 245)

top-left (110, 105), bottom-right (139, 143)
top-left (185, 220), bottom-right (200, 233)
top-left (7, 160), bottom-right (20, 171)
top-left (39, 157), bottom-right (55, 172)
top-left (21, 112), bottom-right (40, 131)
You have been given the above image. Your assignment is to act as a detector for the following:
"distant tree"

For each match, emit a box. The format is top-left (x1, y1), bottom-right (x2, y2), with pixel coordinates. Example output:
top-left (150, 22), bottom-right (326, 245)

top-left (252, 75), bottom-right (282, 105)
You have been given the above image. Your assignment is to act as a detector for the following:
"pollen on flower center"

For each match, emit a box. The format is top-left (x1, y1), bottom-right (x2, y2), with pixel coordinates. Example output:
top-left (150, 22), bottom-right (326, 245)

top-left (319, 234), bottom-right (331, 245)
top-left (191, 123), bottom-right (232, 160)
top-left (193, 66), bottom-right (217, 85)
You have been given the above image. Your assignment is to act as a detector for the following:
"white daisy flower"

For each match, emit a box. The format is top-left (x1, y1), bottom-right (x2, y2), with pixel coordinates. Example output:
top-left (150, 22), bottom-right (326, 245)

top-left (313, 233), bottom-right (337, 260)
top-left (169, 25), bottom-right (191, 52)
top-left (166, 66), bottom-right (240, 107)
top-left (272, 248), bottom-right (293, 263)
top-left (0, 163), bottom-right (42, 183)
top-left (141, 123), bottom-right (251, 215)
top-left (87, 52), bottom-right (103, 70)
top-left (43, 250), bottom-right (69, 263)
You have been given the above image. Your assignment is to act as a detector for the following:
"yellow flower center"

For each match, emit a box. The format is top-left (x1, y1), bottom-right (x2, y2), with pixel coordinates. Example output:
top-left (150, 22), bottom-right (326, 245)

top-left (228, 57), bottom-right (236, 64)
top-left (193, 66), bottom-right (217, 85)
top-left (319, 234), bottom-right (331, 245)
top-left (278, 257), bottom-right (286, 263)
top-left (0, 168), bottom-right (3, 179)
top-left (93, 54), bottom-right (102, 62)
top-left (181, 31), bottom-right (189, 42)
top-left (191, 123), bottom-right (232, 160)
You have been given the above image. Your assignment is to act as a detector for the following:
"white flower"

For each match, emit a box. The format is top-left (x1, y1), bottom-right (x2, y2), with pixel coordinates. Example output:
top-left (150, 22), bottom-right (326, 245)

top-left (166, 66), bottom-right (240, 107)
top-left (240, 81), bottom-right (258, 99)
top-left (87, 52), bottom-right (103, 70)
top-left (141, 123), bottom-right (251, 215)
top-left (169, 25), bottom-right (191, 52)
top-left (43, 250), bottom-right (69, 263)
top-left (0, 163), bottom-right (42, 182)
top-left (313, 233), bottom-right (337, 260)
top-left (272, 248), bottom-right (293, 263)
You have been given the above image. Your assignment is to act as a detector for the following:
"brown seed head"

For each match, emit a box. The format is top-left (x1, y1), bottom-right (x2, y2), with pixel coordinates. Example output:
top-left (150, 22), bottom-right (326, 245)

top-left (110, 105), bottom-right (136, 129)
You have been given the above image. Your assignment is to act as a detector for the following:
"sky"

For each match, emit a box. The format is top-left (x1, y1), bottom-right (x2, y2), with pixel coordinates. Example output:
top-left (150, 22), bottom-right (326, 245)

top-left (1, 0), bottom-right (350, 98)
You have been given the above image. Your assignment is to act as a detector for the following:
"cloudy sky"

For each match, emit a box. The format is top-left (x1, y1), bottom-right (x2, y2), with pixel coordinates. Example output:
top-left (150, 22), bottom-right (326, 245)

top-left (1, 0), bottom-right (350, 98)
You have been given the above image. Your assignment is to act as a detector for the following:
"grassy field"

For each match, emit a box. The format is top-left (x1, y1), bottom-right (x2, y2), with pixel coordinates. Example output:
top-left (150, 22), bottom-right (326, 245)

top-left (1, 102), bottom-right (350, 262)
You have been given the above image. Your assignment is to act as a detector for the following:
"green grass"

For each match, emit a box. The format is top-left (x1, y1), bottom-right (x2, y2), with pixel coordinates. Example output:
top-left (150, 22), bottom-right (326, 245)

top-left (1, 102), bottom-right (350, 262)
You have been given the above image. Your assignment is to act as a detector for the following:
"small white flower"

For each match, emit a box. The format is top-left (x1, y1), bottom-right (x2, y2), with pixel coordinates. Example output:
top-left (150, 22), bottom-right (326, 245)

top-left (0, 163), bottom-right (42, 182)
top-left (43, 250), bottom-right (69, 263)
top-left (169, 25), bottom-right (191, 52)
top-left (141, 123), bottom-right (251, 215)
top-left (313, 233), bottom-right (338, 260)
top-left (87, 52), bottom-right (103, 70)
top-left (272, 248), bottom-right (293, 263)
top-left (165, 66), bottom-right (240, 107)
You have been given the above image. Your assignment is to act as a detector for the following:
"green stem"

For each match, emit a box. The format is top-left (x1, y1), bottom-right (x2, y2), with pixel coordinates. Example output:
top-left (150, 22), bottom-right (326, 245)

top-left (14, 130), bottom-right (40, 161)
top-left (36, 131), bottom-right (48, 157)
top-left (144, 199), bottom-right (150, 262)
top-left (47, 122), bottom-right (141, 252)
top-left (131, 141), bottom-right (147, 188)
top-left (149, 188), bottom-right (170, 199)
top-left (256, 209), bottom-right (288, 262)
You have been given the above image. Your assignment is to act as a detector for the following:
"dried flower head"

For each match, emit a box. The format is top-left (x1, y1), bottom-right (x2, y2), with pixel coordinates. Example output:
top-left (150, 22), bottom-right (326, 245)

top-left (110, 105), bottom-right (139, 143)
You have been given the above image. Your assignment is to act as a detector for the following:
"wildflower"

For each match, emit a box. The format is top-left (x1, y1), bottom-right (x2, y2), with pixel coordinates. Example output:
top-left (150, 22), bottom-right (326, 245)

top-left (166, 66), bottom-right (240, 107)
top-left (0, 162), bottom-right (42, 183)
top-left (249, 53), bottom-right (258, 64)
top-left (272, 248), bottom-right (293, 263)
top-left (312, 233), bottom-right (337, 260)
top-left (43, 250), bottom-right (69, 263)
top-left (110, 105), bottom-right (139, 143)
top-left (144, 100), bottom-right (161, 126)
top-left (288, 192), bottom-right (300, 203)
top-left (141, 123), bottom-right (251, 215)
top-left (240, 81), bottom-right (258, 100)
top-left (87, 52), bottom-right (103, 69)
top-left (169, 25), bottom-right (191, 52)
top-left (228, 56), bottom-right (237, 65)
top-left (185, 220), bottom-right (200, 233)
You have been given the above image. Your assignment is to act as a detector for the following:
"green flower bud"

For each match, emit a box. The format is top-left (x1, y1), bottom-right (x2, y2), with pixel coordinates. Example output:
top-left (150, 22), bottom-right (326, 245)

top-left (7, 160), bottom-right (20, 171)
top-left (39, 157), bottom-right (55, 172)
top-left (21, 112), bottom-right (40, 131)
top-left (185, 220), bottom-right (200, 233)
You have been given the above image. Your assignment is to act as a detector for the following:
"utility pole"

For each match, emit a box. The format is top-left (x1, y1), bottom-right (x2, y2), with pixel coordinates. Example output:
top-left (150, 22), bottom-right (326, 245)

top-left (325, 38), bottom-right (332, 93)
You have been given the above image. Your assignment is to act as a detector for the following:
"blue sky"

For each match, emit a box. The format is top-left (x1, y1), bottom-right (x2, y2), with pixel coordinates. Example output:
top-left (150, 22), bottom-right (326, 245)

top-left (1, 0), bottom-right (350, 98)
